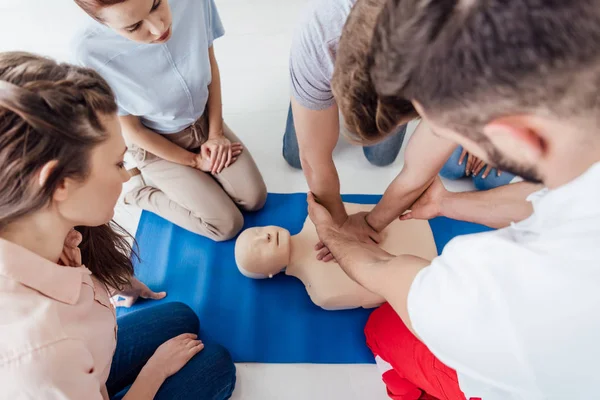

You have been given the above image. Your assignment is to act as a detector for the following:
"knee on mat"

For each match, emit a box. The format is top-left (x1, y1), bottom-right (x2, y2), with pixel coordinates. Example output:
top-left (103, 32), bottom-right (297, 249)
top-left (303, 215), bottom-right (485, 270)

top-left (199, 344), bottom-right (237, 399)
top-left (166, 302), bottom-right (200, 334)
top-left (209, 212), bottom-right (244, 242)
top-left (242, 184), bottom-right (267, 212)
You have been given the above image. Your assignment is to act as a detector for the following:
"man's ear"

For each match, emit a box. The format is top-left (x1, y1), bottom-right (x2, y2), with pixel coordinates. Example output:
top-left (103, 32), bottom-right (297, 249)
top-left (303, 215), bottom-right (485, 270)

top-left (38, 160), bottom-right (69, 202)
top-left (483, 116), bottom-right (545, 164)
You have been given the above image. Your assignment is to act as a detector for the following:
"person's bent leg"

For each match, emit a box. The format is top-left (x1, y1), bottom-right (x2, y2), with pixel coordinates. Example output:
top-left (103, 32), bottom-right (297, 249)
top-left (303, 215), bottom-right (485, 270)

top-left (155, 342), bottom-right (236, 400)
top-left (282, 103), bottom-right (303, 169)
top-left (365, 303), bottom-right (466, 400)
top-left (128, 159), bottom-right (244, 241)
top-left (362, 123), bottom-right (408, 167)
top-left (213, 123), bottom-right (268, 213)
top-left (472, 168), bottom-right (516, 191)
top-left (439, 146), bottom-right (467, 180)
top-left (107, 302), bottom-right (199, 398)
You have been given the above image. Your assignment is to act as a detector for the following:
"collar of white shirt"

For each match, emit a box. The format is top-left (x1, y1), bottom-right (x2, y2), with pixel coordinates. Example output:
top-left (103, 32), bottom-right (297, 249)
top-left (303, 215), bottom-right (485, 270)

top-left (515, 162), bottom-right (600, 232)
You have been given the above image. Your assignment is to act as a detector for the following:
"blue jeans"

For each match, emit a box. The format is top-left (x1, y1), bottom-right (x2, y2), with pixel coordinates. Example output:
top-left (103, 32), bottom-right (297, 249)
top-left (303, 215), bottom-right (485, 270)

top-left (439, 146), bottom-right (515, 190)
top-left (282, 104), bottom-right (407, 169)
top-left (107, 302), bottom-right (236, 400)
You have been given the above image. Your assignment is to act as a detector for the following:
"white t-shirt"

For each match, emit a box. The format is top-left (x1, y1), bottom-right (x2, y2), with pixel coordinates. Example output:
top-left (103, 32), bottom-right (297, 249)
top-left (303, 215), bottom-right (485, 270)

top-left (408, 162), bottom-right (600, 400)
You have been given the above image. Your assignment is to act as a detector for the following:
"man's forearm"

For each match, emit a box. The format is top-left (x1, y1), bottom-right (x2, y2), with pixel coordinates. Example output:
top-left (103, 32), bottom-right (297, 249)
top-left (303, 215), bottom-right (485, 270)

top-left (441, 181), bottom-right (541, 228)
top-left (305, 160), bottom-right (347, 224)
top-left (319, 226), bottom-right (394, 288)
top-left (367, 174), bottom-right (433, 231)
top-left (319, 226), bottom-right (429, 335)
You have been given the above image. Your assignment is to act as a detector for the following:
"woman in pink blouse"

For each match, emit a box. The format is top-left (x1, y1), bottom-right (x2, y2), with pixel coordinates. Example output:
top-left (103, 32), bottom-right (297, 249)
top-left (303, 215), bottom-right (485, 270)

top-left (0, 52), bottom-right (236, 399)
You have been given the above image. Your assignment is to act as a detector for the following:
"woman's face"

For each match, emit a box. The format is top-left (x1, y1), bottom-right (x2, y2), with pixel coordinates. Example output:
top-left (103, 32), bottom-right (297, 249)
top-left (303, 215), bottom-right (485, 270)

top-left (57, 113), bottom-right (130, 227)
top-left (98, 0), bottom-right (173, 44)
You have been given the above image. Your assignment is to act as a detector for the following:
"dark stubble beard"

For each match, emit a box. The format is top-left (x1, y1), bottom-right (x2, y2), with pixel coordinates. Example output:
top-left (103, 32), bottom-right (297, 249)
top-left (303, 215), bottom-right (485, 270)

top-left (481, 140), bottom-right (544, 184)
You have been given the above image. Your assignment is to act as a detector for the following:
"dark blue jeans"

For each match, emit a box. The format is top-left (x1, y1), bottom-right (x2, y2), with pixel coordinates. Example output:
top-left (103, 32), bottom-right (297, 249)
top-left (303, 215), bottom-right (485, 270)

top-left (439, 145), bottom-right (515, 190)
top-left (282, 104), bottom-right (407, 169)
top-left (107, 302), bottom-right (236, 400)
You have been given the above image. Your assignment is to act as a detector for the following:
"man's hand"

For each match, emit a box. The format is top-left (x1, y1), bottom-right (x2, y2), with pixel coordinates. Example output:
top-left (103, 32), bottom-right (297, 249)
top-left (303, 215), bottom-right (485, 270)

top-left (400, 176), bottom-right (448, 221)
top-left (308, 193), bottom-right (377, 262)
top-left (112, 277), bottom-right (167, 308)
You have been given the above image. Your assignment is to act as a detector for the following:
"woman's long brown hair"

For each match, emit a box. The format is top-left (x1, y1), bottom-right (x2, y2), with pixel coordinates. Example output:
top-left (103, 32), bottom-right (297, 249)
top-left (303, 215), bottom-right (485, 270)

top-left (0, 51), bottom-right (135, 290)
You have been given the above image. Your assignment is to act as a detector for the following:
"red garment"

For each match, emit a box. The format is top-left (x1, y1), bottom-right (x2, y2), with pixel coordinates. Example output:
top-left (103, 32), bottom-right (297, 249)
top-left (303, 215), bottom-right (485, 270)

top-left (365, 303), bottom-right (467, 400)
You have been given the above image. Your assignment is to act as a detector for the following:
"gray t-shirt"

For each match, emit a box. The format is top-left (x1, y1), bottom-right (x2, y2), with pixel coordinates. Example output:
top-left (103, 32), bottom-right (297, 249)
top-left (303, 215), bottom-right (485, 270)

top-left (290, 0), bottom-right (357, 111)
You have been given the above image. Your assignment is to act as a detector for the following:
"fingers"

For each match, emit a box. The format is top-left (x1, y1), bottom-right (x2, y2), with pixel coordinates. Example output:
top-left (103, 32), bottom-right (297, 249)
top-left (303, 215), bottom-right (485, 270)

top-left (321, 253), bottom-right (335, 263)
top-left (176, 333), bottom-right (198, 341)
top-left (316, 247), bottom-right (331, 261)
top-left (314, 241), bottom-right (325, 251)
top-left (399, 212), bottom-right (413, 221)
top-left (472, 160), bottom-right (486, 177)
top-left (212, 146), bottom-right (224, 175)
top-left (217, 146), bottom-right (229, 173)
top-left (141, 290), bottom-right (167, 300)
top-left (225, 145), bottom-right (233, 169)
top-left (466, 154), bottom-right (476, 176)
top-left (190, 341), bottom-right (205, 355)
top-left (458, 148), bottom-right (468, 166)
top-left (482, 165), bottom-right (493, 179)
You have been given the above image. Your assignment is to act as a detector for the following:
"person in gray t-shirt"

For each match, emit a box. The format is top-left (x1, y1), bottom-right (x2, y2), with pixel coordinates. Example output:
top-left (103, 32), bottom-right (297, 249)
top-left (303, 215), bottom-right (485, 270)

top-left (285, 0), bottom-right (407, 170)
top-left (284, 0), bottom-right (409, 257)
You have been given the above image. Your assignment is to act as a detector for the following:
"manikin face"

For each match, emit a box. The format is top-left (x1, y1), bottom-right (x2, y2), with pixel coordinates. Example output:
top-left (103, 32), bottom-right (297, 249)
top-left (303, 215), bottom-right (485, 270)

top-left (234, 226), bottom-right (292, 279)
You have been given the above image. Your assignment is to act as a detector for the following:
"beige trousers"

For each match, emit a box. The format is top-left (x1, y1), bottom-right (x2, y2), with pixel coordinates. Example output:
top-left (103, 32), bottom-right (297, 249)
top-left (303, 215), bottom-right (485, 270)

top-left (127, 115), bottom-right (267, 241)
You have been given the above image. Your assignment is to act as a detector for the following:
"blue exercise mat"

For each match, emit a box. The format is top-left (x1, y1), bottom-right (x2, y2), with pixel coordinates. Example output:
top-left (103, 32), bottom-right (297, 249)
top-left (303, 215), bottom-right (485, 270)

top-left (118, 193), bottom-right (492, 363)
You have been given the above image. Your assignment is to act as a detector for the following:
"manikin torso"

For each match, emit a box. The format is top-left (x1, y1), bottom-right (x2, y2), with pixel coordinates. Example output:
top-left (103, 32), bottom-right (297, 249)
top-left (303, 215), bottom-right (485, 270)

top-left (285, 204), bottom-right (438, 310)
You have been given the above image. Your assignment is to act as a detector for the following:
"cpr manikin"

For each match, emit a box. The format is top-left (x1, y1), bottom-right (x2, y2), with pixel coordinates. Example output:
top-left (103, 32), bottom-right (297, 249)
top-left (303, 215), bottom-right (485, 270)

top-left (234, 203), bottom-right (438, 310)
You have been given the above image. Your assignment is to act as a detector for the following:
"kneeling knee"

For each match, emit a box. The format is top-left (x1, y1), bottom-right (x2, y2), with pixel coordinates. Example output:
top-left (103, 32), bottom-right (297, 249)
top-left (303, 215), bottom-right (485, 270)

top-left (205, 344), bottom-right (237, 399)
top-left (207, 211), bottom-right (244, 242)
top-left (243, 184), bottom-right (267, 212)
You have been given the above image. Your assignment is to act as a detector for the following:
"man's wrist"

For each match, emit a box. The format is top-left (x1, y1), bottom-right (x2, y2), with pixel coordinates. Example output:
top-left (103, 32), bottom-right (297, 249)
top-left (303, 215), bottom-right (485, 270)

top-left (437, 190), bottom-right (455, 218)
top-left (365, 211), bottom-right (383, 232)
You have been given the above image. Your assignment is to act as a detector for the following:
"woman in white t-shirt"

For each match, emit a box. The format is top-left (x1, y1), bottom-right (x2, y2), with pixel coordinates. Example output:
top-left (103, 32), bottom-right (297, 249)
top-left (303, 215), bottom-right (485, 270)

top-left (73, 0), bottom-right (267, 241)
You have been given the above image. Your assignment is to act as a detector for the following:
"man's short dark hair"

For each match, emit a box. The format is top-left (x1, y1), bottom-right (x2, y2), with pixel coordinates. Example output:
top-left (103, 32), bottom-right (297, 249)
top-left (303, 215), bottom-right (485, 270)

top-left (369, 0), bottom-right (600, 137)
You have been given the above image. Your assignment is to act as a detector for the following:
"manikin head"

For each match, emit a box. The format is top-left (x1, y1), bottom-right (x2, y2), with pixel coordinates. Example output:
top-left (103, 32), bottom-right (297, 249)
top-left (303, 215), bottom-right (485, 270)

top-left (234, 226), bottom-right (292, 279)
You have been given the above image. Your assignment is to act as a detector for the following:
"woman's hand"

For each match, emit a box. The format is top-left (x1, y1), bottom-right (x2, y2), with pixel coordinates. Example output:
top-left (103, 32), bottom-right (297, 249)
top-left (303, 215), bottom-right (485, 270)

top-left (458, 148), bottom-right (503, 178)
top-left (112, 276), bottom-right (167, 308)
top-left (200, 135), bottom-right (244, 174)
top-left (193, 141), bottom-right (243, 173)
top-left (144, 334), bottom-right (205, 380)
top-left (58, 229), bottom-right (82, 267)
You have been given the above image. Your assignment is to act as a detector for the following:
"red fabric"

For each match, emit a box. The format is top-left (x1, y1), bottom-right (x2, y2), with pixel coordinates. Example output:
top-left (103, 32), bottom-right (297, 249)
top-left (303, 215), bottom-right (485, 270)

top-left (365, 303), bottom-right (467, 400)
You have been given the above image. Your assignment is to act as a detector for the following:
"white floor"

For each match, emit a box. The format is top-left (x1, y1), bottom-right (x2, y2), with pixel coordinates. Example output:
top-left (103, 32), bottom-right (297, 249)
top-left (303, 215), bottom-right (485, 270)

top-left (1, 1), bottom-right (473, 398)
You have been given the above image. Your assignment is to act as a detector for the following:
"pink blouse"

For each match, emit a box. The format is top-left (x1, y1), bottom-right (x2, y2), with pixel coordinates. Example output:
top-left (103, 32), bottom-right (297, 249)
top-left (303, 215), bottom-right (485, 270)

top-left (0, 238), bottom-right (117, 399)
